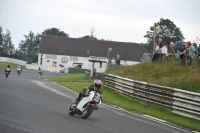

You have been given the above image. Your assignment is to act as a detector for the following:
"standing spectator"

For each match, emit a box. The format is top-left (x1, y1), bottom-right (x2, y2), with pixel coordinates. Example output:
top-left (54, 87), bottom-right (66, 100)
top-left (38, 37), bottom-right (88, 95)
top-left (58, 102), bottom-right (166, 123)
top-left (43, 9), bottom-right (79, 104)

top-left (185, 41), bottom-right (196, 66)
top-left (111, 58), bottom-right (115, 67)
top-left (193, 43), bottom-right (199, 56)
top-left (116, 58), bottom-right (121, 66)
top-left (158, 38), bottom-right (164, 53)
top-left (197, 44), bottom-right (200, 58)
top-left (170, 42), bottom-right (177, 53)
top-left (152, 43), bottom-right (160, 62)
top-left (161, 42), bottom-right (169, 56)
top-left (38, 67), bottom-right (43, 76)
top-left (168, 42), bottom-right (175, 55)
top-left (179, 43), bottom-right (187, 66)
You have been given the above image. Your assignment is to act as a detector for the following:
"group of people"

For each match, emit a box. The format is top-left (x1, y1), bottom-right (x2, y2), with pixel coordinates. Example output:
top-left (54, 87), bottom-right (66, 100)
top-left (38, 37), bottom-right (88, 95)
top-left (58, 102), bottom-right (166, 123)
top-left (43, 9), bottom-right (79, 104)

top-left (108, 57), bottom-right (121, 67)
top-left (152, 38), bottom-right (199, 66)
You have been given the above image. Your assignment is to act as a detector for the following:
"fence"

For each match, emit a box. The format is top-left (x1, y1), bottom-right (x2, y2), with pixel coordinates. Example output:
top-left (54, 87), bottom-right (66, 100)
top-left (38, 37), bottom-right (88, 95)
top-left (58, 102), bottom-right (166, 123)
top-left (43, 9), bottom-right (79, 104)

top-left (104, 74), bottom-right (200, 120)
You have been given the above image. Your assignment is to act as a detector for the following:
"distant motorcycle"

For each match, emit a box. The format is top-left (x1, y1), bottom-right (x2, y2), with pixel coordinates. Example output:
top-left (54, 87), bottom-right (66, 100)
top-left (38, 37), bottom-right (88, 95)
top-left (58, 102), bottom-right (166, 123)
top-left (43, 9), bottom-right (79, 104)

top-left (5, 72), bottom-right (10, 78)
top-left (17, 70), bottom-right (21, 76)
top-left (69, 91), bottom-right (101, 119)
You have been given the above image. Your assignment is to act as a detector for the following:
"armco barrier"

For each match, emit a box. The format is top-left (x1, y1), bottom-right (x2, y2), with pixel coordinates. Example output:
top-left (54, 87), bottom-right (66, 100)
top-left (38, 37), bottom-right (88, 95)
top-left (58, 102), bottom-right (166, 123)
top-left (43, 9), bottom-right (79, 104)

top-left (104, 74), bottom-right (200, 120)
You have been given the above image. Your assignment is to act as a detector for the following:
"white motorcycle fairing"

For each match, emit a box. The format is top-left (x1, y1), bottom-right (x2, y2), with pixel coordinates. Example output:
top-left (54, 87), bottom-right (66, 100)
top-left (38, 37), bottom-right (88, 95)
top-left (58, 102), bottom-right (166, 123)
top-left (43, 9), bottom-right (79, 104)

top-left (77, 91), bottom-right (101, 112)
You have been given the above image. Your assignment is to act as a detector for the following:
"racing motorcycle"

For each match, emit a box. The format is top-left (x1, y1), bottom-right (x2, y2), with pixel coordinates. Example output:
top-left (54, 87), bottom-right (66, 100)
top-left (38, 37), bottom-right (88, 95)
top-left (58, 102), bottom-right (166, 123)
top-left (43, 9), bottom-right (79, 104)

top-left (69, 91), bottom-right (101, 119)
top-left (5, 72), bottom-right (10, 78)
top-left (17, 70), bottom-right (21, 76)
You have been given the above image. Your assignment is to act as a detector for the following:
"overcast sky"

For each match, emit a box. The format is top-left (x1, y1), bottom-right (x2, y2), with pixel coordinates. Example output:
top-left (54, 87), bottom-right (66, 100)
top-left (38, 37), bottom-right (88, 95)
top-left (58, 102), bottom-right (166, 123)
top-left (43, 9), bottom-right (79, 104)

top-left (0, 0), bottom-right (200, 48)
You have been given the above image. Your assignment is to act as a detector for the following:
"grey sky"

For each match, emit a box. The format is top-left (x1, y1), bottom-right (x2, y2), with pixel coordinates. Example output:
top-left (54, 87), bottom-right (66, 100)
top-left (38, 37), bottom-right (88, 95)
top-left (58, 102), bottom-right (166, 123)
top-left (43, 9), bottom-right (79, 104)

top-left (0, 0), bottom-right (200, 48)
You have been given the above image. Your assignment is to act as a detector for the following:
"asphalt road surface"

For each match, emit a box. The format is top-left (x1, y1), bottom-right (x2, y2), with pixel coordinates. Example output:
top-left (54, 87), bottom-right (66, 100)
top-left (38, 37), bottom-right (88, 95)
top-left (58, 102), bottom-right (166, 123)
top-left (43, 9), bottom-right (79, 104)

top-left (0, 69), bottom-right (192, 133)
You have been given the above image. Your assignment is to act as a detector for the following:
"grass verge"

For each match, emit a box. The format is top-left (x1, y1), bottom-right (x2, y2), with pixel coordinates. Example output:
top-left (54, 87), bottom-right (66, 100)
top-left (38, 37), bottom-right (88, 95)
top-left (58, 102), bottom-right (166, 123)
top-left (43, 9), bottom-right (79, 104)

top-left (0, 62), bottom-right (26, 70)
top-left (106, 60), bottom-right (200, 93)
top-left (45, 74), bottom-right (200, 132)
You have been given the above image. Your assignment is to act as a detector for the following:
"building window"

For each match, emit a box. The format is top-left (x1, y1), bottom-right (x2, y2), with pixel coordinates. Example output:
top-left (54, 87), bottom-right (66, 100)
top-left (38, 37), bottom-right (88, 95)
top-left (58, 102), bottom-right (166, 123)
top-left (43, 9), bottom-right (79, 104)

top-left (70, 56), bottom-right (78, 61)
top-left (45, 54), bottom-right (57, 59)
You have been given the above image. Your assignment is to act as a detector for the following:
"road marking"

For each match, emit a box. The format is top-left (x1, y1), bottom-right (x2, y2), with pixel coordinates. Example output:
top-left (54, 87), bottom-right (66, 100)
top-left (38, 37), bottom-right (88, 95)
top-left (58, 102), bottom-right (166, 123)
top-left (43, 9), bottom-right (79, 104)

top-left (32, 81), bottom-right (73, 99)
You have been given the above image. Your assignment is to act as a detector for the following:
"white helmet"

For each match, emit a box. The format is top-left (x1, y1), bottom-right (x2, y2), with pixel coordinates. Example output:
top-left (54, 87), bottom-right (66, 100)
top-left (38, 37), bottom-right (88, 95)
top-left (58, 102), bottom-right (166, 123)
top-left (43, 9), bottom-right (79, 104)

top-left (94, 79), bottom-right (102, 89)
top-left (18, 66), bottom-right (21, 68)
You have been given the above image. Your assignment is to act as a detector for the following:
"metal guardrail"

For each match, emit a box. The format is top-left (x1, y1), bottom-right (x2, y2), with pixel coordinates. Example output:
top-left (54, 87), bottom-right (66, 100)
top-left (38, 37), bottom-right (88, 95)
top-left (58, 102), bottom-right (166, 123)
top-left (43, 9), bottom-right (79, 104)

top-left (104, 74), bottom-right (200, 120)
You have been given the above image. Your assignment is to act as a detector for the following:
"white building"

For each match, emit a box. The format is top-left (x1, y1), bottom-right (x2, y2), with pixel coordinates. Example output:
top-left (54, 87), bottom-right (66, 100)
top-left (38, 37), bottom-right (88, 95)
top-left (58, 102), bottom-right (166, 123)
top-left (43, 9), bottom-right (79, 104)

top-left (38, 36), bottom-right (147, 73)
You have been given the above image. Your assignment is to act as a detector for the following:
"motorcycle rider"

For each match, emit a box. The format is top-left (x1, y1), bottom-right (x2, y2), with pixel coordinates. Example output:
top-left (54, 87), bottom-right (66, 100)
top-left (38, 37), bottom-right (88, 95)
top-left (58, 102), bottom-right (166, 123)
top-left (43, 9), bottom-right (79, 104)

top-left (17, 66), bottom-right (22, 73)
top-left (5, 64), bottom-right (11, 73)
top-left (74, 79), bottom-right (103, 104)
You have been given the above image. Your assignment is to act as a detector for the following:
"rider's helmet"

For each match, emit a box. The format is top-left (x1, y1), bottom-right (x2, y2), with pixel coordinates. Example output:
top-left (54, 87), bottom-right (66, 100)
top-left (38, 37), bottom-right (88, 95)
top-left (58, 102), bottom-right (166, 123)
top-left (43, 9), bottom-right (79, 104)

top-left (18, 66), bottom-right (21, 68)
top-left (7, 64), bottom-right (10, 68)
top-left (94, 79), bottom-right (102, 89)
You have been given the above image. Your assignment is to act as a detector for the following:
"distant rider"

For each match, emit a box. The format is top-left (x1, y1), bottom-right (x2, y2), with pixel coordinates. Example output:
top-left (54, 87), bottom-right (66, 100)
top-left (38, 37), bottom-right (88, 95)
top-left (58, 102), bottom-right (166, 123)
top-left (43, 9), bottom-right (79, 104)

top-left (75, 79), bottom-right (103, 104)
top-left (5, 64), bottom-right (11, 73)
top-left (17, 66), bottom-right (22, 73)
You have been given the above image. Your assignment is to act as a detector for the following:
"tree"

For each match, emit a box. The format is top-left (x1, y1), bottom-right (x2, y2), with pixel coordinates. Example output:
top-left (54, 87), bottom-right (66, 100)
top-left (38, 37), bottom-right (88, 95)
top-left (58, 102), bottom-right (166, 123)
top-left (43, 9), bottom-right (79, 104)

top-left (18, 31), bottom-right (40, 62)
top-left (80, 35), bottom-right (98, 40)
top-left (2, 29), bottom-right (15, 57)
top-left (144, 18), bottom-right (185, 52)
top-left (42, 27), bottom-right (69, 37)
top-left (0, 26), bottom-right (3, 56)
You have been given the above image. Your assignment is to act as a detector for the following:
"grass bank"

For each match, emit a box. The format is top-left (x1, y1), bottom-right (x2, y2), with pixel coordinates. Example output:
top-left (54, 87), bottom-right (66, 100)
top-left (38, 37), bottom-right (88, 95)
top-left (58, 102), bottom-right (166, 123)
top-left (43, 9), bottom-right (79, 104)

top-left (0, 62), bottom-right (26, 70)
top-left (106, 60), bottom-right (200, 93)
top-left (45, 74), bottom-right (200, 132)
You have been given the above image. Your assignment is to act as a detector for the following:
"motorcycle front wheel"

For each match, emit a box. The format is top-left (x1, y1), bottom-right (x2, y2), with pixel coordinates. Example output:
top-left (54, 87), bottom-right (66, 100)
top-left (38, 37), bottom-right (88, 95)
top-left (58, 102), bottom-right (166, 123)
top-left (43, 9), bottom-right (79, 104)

top-left (81, 105), bottom-right (95, 119)
top-left (68, 106), bottom-right (75, 116)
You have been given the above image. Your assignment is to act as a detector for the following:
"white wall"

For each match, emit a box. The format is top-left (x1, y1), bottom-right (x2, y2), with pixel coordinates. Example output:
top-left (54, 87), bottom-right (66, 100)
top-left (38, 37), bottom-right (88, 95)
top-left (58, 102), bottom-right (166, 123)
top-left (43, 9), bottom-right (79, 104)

top-left (0, 57), bottom-right (27, 66)
top-left (38, 53), bottom-right (140, 73)
top-left (38, 53), bottom-right (108, 73)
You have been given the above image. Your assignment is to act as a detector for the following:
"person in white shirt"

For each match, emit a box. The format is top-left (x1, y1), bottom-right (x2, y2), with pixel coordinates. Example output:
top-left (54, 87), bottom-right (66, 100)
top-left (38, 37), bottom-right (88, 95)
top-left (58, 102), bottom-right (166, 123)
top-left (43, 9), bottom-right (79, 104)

top-left (111, 58), bottom-right (115, 67)
top-left (152, 43), bottom-right (160, 62)
top-left (161, 42), bottom-right (169, 57)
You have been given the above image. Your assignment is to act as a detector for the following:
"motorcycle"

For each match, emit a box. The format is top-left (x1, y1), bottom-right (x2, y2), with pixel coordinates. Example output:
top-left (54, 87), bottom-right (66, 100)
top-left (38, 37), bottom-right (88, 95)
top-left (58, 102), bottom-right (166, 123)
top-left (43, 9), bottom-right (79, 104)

top-left (17, 70), bottom-right (21, 76)
top-left (69, 91), bottom-right (101, 119)
top-left (5, 72), bottom-right (10, 78)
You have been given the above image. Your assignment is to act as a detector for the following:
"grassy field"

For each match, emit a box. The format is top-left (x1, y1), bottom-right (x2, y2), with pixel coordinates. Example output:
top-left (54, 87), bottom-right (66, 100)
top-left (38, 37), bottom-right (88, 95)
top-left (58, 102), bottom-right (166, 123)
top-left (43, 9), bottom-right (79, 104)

top-left (45, 74), bottom-right (200, 132)
top-left (106, 60), bottom-right (200, 93)
top-left (0, 62), bottom-right (26, 70)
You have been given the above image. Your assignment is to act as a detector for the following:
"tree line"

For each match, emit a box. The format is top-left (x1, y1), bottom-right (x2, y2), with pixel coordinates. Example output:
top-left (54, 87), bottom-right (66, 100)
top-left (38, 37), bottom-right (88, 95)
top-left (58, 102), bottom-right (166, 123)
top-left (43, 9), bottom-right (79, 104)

top-left (0, 18), bottom-right (186, 63)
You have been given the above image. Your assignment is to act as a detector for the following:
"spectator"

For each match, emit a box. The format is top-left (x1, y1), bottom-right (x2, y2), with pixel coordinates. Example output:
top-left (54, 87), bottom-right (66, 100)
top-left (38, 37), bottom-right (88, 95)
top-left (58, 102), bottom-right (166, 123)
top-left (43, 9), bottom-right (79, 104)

top-left (152, 43), bottom-right (160, 62)
top-left (170, 42), bottom-right (177, 53)
top-left (111, 58), bottom-right (115, 67)
top-left (168, 42), bottom-right (175, 55)
top-left (38, 67), bottom-right (43, 76)
top-left (193, 43), bottom-right (199, 56)
top-left (179, 43), bottom-right (187, 66)
top-left (158, 38), bottom-right (164, 53)
top-left (116, 58), bottom-right (121, 66)
top-left (197, 44), bottom-right (200, 58)
top-left (161, 42), bottom-right (169, 57)
top-left (185, 41), bottom-right (196, 66)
